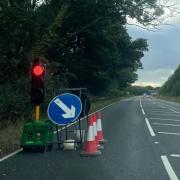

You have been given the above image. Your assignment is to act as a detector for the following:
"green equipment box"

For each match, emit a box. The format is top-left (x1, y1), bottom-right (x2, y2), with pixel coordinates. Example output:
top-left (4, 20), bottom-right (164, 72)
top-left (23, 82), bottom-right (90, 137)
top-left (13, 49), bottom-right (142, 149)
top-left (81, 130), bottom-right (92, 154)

top-left (21, 120), bottom-right (54, 151)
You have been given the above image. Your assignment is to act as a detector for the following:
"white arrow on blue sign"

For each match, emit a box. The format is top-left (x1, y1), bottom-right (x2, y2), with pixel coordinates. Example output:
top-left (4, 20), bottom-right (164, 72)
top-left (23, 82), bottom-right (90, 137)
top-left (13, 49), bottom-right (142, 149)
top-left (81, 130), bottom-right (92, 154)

top-left (47, 93), bottom-right (82, 125)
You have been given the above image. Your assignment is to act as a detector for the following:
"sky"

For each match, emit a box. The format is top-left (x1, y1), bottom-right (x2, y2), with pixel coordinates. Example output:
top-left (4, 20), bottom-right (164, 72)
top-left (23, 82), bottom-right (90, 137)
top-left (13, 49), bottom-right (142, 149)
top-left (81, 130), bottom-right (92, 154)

top-left (127, 1), bottom-right (180, 87)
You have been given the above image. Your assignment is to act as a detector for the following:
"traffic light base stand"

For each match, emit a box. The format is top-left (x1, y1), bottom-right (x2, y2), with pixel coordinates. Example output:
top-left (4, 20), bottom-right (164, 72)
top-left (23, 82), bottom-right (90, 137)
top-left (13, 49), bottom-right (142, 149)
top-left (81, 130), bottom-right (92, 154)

top-left (21, 120), bottom-right (54, 152)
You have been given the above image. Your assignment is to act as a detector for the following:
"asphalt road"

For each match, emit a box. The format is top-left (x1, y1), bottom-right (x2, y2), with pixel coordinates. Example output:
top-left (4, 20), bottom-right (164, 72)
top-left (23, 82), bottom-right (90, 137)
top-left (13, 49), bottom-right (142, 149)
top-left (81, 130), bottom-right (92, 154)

top-left (1, 96), bottom-right (180, 180)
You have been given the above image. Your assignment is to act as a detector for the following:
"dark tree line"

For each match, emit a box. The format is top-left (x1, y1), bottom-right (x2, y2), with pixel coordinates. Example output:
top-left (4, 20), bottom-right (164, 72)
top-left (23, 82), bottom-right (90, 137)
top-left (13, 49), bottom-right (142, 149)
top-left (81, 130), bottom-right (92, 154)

top-left (160, 65), bottom-right (180, 96)
top-left (0, 0), bottom-right (167, 120)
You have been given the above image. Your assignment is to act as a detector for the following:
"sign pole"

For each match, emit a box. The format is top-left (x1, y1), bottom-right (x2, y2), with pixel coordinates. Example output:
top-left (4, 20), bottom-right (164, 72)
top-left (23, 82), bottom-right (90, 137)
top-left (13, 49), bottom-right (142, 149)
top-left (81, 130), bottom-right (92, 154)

top-left (35, 105), bottom-right (40, 121)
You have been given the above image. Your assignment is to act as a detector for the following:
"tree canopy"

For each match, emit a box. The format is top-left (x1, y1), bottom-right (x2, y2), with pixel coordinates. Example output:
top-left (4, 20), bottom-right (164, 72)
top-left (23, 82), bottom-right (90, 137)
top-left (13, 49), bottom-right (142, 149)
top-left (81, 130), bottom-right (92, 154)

top-left (0, 0), bottom-right (168, 120)
top-left (160, 65), bottom-right (180, 96)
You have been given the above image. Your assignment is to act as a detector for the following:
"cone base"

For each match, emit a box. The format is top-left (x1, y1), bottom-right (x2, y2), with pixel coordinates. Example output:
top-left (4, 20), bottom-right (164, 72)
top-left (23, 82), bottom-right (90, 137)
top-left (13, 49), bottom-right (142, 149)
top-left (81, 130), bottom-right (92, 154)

top-left (99, 139), bottom-right (107, 144)
top-left (80, 150), bottom-right (101, 156)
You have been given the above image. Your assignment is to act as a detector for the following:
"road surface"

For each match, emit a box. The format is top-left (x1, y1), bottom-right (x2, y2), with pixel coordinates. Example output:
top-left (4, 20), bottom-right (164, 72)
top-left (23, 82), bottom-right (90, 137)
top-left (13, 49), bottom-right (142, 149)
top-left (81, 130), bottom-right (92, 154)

top-left (1, 96), bottom-right (180, 180)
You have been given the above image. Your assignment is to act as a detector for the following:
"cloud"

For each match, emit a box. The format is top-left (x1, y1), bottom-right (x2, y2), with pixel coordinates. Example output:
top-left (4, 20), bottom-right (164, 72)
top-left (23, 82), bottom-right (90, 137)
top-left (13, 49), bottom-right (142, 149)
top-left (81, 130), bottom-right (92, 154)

top-left (127, 5), bottom-right (180, 87)
top-left (134, 69), bottom-right (174, 87)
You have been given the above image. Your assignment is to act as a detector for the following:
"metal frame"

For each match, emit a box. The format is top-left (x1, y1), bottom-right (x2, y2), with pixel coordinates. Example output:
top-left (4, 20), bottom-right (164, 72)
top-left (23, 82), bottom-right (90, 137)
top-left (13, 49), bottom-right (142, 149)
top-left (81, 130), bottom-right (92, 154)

top-left (53, 88), bottom-right (89, 150)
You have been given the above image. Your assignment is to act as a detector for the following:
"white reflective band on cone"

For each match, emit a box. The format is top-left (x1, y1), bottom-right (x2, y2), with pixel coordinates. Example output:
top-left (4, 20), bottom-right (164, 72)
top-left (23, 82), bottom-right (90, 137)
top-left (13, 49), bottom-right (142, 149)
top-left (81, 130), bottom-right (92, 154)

top-left (97, 119), bottom-right (102, 131)
top-left (87, 126), bottom-right (95, 141)
top-left (93, 122), bottom-right (97, 136)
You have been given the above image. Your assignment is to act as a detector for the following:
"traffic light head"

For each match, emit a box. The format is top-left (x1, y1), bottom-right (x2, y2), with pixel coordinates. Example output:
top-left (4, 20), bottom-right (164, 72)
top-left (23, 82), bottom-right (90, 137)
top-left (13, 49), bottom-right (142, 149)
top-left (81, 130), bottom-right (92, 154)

top-left (31, 59), bottom-right (45, 105)
top-left (32, 65), bottom-right (44, 76)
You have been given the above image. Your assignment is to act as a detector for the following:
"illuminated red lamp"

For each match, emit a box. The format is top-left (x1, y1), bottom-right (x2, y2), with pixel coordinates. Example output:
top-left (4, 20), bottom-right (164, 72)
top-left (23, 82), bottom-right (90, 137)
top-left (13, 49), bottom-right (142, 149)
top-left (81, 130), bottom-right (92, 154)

top-left (32, 65), bottom-right (44, 76)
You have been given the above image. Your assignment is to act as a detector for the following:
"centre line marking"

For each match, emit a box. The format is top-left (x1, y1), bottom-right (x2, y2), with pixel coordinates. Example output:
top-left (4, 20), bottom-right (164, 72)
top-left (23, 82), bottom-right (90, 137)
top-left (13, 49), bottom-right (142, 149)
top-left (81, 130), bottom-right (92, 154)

top-left (156, 101), bottom-right (180, 114)
top-left (142, 108), bottom-right (145, 115)
top-left (158, 132), bottom-right (180, 136)
top-left (140, 98), bottom-right (155, 136)
top-left (161, 155), bottom-right (178, 180)
top-left (153, 123), bottom-right (180, 127)
top-left (145, 118), bottom-right (156, 136)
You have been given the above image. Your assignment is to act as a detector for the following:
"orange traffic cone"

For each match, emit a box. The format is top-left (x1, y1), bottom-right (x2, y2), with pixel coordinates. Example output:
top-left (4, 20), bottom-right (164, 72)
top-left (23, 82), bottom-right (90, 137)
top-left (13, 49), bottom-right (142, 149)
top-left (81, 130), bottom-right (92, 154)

top-left (80, 115), bottom-right (101, 156)
top-left (93, 114), bottom-right (104, 150)
top-left (96, 112), bottom-right (106, 144)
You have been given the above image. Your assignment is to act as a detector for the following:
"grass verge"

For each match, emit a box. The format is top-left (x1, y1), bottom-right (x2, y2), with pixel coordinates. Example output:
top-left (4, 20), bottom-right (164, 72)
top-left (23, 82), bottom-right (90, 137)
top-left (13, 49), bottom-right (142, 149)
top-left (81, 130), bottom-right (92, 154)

top-left (0, 120), bottom-right (24, 158)
top-left (0, 95), bottom-right (130, 158)
top-left (157, 96), bottom-right (180, 103)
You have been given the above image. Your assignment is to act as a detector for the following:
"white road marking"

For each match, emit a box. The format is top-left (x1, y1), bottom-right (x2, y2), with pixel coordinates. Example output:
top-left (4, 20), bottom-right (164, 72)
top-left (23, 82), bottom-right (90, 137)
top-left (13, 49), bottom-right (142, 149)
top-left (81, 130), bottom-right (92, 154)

top-left (149, 110), bottom-right (168, 112)
top-left (154, 142), bottom-right (159, 144)
top-left (158, 132), bottom-right (180, 136)
top-left (161, 155), bottom-right (178, 180)
top-left (170, 154), bottom-right (180, 158)
top-left (145, 118), bottom-right (156, 136)
top-left (170, 108), bottom-right (180, 115)
top-left (147, 111), bottom-right (173, 113)
top-left (142, 109), bottom-right (145, 115)
top-left (149, 118), bottom-right (180, 122)
top-left (140, 98), bottom-right (145, 115)
top-left (0, 148), bottom-right (23, 162)
top-left (148, 113), bottom-right (180, 117)
top-left (155, 101), bottom-right (180, 114)
top-left (140, 98), bottom-right (143, 108)
top-left (153, 123), bottom-right (180, 127)
top-left (140, 98), bottom-right (156, 136)
top-left (147, 113), bottom-right (179, 116)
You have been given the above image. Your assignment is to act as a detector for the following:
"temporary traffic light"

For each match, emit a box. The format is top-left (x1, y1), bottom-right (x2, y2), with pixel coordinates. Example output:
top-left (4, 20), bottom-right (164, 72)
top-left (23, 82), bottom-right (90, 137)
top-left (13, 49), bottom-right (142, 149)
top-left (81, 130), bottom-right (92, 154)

top-left (32, 65), bottom-right (44, 76)
top-left (31, 58), bottom-right (45, 105)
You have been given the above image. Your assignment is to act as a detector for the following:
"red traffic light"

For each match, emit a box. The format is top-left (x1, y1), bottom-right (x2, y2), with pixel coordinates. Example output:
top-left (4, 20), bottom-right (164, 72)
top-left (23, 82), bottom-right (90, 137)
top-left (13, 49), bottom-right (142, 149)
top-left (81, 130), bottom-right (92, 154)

top-left (32, 65), bottom-right (44, 76)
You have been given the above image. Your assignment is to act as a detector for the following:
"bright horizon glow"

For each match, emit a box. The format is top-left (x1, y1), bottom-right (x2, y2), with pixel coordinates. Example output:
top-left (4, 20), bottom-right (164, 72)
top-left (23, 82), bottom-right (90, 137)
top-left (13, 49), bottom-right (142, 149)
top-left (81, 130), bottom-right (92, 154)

top-left (132, 82), bottom-right (161, 87)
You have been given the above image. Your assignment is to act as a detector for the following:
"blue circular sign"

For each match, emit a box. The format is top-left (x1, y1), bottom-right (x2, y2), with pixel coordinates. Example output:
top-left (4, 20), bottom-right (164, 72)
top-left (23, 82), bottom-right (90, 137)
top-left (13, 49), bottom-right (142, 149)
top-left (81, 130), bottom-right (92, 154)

top-left (47, 93), bottom-right (82, 125)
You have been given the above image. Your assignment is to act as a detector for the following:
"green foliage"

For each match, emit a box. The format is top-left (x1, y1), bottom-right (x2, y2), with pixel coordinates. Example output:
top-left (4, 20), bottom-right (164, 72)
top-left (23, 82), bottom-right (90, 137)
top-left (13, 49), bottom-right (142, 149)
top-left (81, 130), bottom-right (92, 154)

top-left (160, 65), bottom-right (180, 96)
top-left (130, 85), bottom-right (159, 95)
top-left (0, 0), bottom-right (165, 121)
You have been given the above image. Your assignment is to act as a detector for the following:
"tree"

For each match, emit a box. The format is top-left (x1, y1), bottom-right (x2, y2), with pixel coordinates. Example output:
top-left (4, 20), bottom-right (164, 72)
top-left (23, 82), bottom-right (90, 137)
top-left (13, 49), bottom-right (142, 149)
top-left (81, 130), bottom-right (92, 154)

top-left (160, 65), bottom-right (180, 96)
top-left (0, 0), bottom-right (176, 120)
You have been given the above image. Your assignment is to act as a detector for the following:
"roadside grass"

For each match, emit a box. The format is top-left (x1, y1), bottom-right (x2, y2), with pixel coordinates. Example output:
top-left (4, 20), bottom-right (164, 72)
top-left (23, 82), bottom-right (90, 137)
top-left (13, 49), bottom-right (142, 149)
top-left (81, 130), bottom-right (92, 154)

top-left (157, 96), bottom-right (180, 103)
top-left (90, 96), bottom-right (129, 113)
top-left (0, 95), bottom-right (130, 158)
top-left (0, 120), bottom-right (24, 158)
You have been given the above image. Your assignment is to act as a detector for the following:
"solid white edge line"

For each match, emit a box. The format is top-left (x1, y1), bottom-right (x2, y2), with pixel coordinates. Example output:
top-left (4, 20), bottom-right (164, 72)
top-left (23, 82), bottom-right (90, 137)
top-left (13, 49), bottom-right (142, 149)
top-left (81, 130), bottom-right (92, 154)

top-left (0, 148), bottom-right (23, 162)
top-left (145, 118), bottom-right (156, 137)
top-left (0, 99), bottom-right (120, 162)
top-left (170, 154), bottom-right (180, 158)
top-left (53, 101), bottom-right (117, 135)
top-left (161, 155), bottom-right (178, 180)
